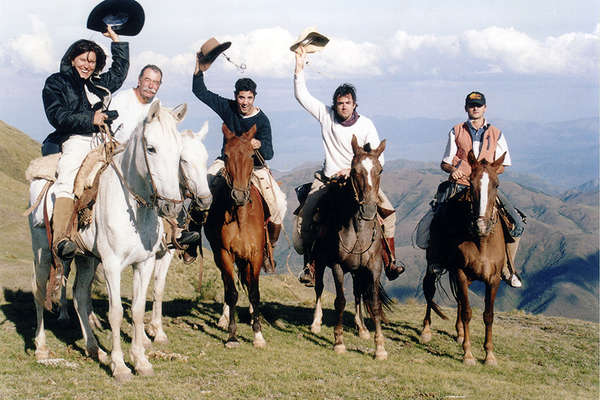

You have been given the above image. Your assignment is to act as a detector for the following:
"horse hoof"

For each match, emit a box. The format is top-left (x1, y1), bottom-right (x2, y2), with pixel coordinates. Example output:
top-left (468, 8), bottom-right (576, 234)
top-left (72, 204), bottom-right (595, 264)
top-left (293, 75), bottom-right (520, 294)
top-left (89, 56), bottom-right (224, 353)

top-left (375, 350), bottom-right (388, 360)
top-left (334, 344), bottom-right (346, 354)
top-left (420, 332), bottom-right (432, 344)
top-left (97, 350), bottom-right (110, 366)
top-left (217, 318), bottom-right (229, 330)
top-left (253, 339), bottom-right (267, 348)
top-left (463, 357), bottom-right (476, 366)
top-left (136, 366), bottom-right (155, 377)
top-left (310, 324), bottom-right (321, 334)
top-left (358, 330), bottom-right (371, 340)
top-left (35, 348), bottom-right (50, 361)
top-left (485, 357), bottom-right (498, 366)
top-left (154, 334), bottom-right (169, 345)
top-left (456, 335), bottom-right (464, 345)
top-left (113, 369), bottom-right (134, 383)
top-left (225, 340), bottom-right (240, 349)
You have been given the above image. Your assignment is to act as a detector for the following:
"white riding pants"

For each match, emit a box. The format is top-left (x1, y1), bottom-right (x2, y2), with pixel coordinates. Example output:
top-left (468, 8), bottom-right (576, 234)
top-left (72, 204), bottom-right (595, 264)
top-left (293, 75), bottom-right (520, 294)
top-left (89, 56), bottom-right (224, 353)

top-left (54, 134), bottom-right (102, 199)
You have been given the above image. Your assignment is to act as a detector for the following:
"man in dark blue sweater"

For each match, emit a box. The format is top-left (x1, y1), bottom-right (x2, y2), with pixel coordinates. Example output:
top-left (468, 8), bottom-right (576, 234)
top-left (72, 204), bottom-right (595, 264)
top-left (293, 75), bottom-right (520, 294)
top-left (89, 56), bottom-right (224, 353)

top-left (191, 38), bottom-right (287, 270)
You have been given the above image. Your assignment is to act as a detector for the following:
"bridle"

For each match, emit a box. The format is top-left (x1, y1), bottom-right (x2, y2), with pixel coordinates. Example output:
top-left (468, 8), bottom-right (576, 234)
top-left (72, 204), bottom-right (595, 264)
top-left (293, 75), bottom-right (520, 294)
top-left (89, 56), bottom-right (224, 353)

top-left (108, 117), bottom-right (183, 209)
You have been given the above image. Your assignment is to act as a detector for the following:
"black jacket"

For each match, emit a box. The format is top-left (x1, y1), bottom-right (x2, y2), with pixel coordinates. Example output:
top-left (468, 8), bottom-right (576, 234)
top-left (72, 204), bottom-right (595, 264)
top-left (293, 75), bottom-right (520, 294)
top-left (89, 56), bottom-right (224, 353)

top-left (192, 71), bottom-right (273, 166)
top-left (42, 41), bottom-right (129, 149)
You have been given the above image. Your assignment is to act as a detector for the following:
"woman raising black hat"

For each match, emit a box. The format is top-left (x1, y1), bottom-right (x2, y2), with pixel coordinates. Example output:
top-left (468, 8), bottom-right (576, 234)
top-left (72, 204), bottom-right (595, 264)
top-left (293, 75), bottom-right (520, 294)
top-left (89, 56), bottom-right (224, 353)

top-left (41, 25), bottom-right (129, 260)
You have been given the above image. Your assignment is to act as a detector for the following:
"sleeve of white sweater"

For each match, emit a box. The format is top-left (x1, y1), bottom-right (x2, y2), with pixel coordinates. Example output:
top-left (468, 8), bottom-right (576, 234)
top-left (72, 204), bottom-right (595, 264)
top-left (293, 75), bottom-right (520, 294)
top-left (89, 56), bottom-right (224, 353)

top-left (294, 71), bottom-right (329, 124)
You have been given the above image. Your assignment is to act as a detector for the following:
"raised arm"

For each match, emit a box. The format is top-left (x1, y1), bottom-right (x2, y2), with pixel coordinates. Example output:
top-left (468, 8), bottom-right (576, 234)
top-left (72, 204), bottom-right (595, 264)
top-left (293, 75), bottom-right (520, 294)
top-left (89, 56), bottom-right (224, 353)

top-left (293, 47), bottom-right (328, 122)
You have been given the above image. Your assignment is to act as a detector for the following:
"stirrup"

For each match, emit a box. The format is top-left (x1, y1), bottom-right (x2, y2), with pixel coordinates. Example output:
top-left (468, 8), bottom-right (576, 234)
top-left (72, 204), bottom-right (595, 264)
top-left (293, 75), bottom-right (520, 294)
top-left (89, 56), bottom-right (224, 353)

top-left (427, 263), bottom-right (444, 277)
top-left (298, 265), bottom-right (315, 287)
top-left (384, 261), bottom-right (405, 281)
top-left (504, 272), bottom-right (523, 288)
top-left (56, 239), bottom-right (77, 260)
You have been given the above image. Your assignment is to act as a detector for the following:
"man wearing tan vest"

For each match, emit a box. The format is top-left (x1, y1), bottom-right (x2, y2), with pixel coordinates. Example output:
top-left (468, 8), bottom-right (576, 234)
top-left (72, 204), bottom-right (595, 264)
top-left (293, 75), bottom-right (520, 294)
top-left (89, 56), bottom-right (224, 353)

top-left (428, 91), bottom-right (524, 288)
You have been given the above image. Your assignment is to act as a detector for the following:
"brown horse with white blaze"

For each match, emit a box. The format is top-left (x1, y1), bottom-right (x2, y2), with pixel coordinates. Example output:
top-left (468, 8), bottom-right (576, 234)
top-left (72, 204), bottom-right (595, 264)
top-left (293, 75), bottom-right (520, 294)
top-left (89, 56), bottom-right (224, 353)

top-left (421, 150), bottom-right (507, 366)
top-left (204, 124), bottom-right (267, 348)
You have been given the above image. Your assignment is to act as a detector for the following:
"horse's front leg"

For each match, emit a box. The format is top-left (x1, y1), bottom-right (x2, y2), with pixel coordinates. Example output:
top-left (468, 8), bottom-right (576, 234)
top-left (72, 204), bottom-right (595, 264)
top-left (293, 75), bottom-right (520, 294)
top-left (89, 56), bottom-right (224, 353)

top-left (102, 259), bottom-right (133, 382)
top-left (331, 263), bottom-right (346, 354)
top-left (352, 274), bottom-right (370, 340)
top-left (217, 250), bottom-right (239, 348)
top-left (310, 263), bottom-right (326, 334)
top-left (146, 251), bottom-right (174, 344)
top-left (72, 256), bottom-right (108, 364)
top-left (130, 257), bottom-right (156, 376)
top-left (483, 280), bottom-right (500, 366)
top-left (58, 260), bottom-right (72, 322)
top-left (245, 257), bottom-right (266, 348)
top-left (457, 269), bottom-right (475, 365)
top-left (369, 266), bottom-right (387, 361)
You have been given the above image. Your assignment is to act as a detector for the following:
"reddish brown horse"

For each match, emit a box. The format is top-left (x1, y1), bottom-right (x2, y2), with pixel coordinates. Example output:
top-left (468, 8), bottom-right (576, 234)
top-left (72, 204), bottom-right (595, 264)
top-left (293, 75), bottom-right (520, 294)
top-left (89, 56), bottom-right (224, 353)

top-left (204, 124), bottom-right (267, 348)
top-left (421, 150), bottom-right (507, 365)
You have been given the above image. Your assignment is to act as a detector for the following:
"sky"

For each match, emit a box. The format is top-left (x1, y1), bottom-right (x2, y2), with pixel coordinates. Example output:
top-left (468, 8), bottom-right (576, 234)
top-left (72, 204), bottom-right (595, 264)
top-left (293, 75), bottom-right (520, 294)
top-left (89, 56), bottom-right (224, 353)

top-left (1, 0), bottom-right (598, 144)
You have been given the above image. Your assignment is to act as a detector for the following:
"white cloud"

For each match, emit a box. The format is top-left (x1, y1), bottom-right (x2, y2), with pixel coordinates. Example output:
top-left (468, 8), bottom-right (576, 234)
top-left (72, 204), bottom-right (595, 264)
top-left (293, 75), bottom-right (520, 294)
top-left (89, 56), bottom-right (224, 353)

top-left (5, 14), bottom-right (55, 73)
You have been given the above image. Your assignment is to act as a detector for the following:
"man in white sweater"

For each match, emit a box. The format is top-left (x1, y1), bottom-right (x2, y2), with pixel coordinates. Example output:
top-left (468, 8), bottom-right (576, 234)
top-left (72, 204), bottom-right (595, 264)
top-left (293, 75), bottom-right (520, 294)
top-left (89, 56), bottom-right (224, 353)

top-left (293, 47), bottom-right (405, 286)
top-left (110, 64), bottom-right (199, 247)
top-left (110, 64), bottom-right (162, 142)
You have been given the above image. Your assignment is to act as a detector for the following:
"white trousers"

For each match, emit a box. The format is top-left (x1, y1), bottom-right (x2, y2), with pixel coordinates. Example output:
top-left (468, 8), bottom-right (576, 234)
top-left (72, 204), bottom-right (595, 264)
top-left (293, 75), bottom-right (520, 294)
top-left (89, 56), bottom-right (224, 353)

top-left (54, 134), bottom-right (102, 199)
top-left (208, 159), bottom-right (287, 225)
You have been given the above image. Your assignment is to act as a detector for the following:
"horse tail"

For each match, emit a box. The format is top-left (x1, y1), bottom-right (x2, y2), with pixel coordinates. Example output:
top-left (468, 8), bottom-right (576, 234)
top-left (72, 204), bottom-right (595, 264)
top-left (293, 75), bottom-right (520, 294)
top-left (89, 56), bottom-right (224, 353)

top-left (357, 268), bottom-right (393, 320)
top-left (423, 271), bottom-right (449, 321)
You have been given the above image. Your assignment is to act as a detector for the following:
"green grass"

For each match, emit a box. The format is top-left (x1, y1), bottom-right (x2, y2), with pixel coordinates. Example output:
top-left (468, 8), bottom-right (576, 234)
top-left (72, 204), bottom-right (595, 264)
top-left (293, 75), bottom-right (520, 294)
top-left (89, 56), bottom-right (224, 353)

top-left (0, 256), bottom-right (598, 400)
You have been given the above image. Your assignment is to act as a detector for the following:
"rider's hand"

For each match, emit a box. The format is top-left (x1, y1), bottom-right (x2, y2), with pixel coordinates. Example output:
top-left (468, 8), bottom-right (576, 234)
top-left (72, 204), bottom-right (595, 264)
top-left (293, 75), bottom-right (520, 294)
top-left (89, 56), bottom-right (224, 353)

top-left (333, 168), bottom-right (351, 178)
top-left (93, 110), bottom-right (108, 126)
top-left (103, 25), bottom-right (119, 42)
top-left (451, 168), bottom-right (465, 180)
top-left (294, 47), bottom-right (306, 74)
top-left (250, 138), bottom-right (261, 150)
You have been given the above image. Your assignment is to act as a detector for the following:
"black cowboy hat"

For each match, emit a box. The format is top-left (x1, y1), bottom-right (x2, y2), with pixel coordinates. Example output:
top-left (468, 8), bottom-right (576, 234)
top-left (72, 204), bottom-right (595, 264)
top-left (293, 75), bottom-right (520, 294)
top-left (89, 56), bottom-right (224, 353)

top-left (87, 0), bottom-right (145, 36)
top-left (197, 38), bottom-right (232, 72)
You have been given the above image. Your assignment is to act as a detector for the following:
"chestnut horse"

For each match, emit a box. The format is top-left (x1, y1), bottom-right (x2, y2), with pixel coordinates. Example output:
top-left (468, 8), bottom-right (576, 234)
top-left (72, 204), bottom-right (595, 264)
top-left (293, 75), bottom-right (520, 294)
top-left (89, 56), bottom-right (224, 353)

top-left (311, 135), bottom-right (390, 360)
top-left (421, 150), bottom-right (507, 365)
top-left (204, 124), bottom-right (267, 348)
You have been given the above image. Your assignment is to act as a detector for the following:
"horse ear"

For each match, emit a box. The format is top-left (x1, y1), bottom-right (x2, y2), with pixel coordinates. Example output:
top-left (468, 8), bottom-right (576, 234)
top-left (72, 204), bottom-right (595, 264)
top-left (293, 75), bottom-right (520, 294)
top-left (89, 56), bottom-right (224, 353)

top-left (197, 121), bottom-right (209, 141)
top-left (491, 152), bottom-right (506, 170)
top-left (374, 139), bottom-right (386, 157)
top-left (244, 124), bottom-right (257, 140)
top-left (222, 123), bottom-right (235, 140)
top-left (171, 103), bottom-right (188, 123)
top-left (467, 150), bottom-right (478, 167)
top-left (351, 135), bottom-right (360, 155)
top-left (147, 100), bottom-right (161, 122)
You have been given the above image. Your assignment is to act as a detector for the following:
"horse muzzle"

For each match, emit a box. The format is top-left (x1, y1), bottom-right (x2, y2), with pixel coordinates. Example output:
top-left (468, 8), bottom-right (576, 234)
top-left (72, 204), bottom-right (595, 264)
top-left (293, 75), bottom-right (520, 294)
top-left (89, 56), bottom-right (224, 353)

top-left (194, 194), bottom-right (213, 212)
top-left (157, 200), bottom-right (182, 218)
top-left (231, 187), bottom-right (250, 206)
top-left (359, 203), bottom-right (378, 221)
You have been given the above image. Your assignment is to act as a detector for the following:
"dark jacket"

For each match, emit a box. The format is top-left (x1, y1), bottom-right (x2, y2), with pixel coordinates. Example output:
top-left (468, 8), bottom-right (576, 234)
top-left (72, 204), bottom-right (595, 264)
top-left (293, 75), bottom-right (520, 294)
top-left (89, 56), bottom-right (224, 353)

top-left (192, 71), bottom-right (273, 166)
top-left (42, 41), bottom-right (129, 151)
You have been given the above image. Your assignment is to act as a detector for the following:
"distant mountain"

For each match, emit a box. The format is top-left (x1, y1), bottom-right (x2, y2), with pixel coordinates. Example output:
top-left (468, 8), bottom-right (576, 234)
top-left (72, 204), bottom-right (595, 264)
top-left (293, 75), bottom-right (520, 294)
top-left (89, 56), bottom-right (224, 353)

top-left (185, 112), bottom-right (599, 192)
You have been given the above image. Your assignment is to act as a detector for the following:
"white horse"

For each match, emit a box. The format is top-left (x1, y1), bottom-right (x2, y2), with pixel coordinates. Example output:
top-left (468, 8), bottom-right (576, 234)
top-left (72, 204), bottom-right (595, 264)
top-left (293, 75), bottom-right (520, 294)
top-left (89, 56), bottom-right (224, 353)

top-left (144, 123), bottom-right (211, 344)
top-left (29, 101), bottom-right (185, 382)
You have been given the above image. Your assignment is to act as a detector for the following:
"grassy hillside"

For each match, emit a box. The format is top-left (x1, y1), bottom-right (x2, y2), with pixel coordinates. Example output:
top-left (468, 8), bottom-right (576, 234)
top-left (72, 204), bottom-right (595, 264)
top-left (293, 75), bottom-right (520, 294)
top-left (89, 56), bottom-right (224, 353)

top-left (1, 257), bottom-right (599, 399)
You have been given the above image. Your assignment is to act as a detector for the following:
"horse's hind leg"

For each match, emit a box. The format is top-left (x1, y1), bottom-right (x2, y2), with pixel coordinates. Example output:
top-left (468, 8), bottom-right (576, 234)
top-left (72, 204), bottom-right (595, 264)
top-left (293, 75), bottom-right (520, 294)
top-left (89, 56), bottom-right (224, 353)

top-left (58, 260), bottom-right (72, 322)
top-left (420, 270), bottom-right (436, 343)
top-left (72, 256), bottom-right (108, 364)
top-left (352, 274), bottom-right (370, 340)
top-left (146, 250), bottom-right (174, 345)
top-left (310, 263), bottom-right (326, 334)
top-left (245, 258), bottom-right (266, 348)
top-left (457, 270), bottom-right (475, 365)
top-left (331, 264), bottom-right (346, 354)
top-left (31, 236), bottom-right (51, 360)
top-left (483, 281), bottom-right (499, 366)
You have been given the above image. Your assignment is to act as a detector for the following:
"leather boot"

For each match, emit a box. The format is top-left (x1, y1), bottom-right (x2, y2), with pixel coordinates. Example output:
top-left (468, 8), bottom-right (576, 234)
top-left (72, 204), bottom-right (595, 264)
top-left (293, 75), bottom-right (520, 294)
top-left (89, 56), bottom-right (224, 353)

top-left (298, 257), bottom-right (316, 287)
top-left (502, 237), bottom-right (523, 288)
top-left (52, 197), bottom-right (77, 260)
top-left (382, 237), bottom-right (405, 281)
top-left (263, 222), bottom-right (282, 273)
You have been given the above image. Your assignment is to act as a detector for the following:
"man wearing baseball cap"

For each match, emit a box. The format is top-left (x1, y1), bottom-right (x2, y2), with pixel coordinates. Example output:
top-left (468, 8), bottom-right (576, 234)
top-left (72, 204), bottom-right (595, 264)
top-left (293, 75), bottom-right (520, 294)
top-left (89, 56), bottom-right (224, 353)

top-left (426, 91), bottom-right (525, 288)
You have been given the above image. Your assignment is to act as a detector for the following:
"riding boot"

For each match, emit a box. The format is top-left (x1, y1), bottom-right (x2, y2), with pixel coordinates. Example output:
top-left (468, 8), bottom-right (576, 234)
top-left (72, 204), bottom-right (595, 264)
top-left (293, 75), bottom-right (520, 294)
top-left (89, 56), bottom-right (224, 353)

top-left (382, 237), bottom-right (405, 281)
top-left (298, 256), bottom-right (316, 287)
top-left (502, 237), bottom-right (523, 288)
top-left (182, 216), bottom-right (205, 264)
top-left (177, 230), bottom-right (200, 245)
top-left (263, 222), bottom-right (282, 273)
top-left (52, 197), bottom-right (77, 260)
